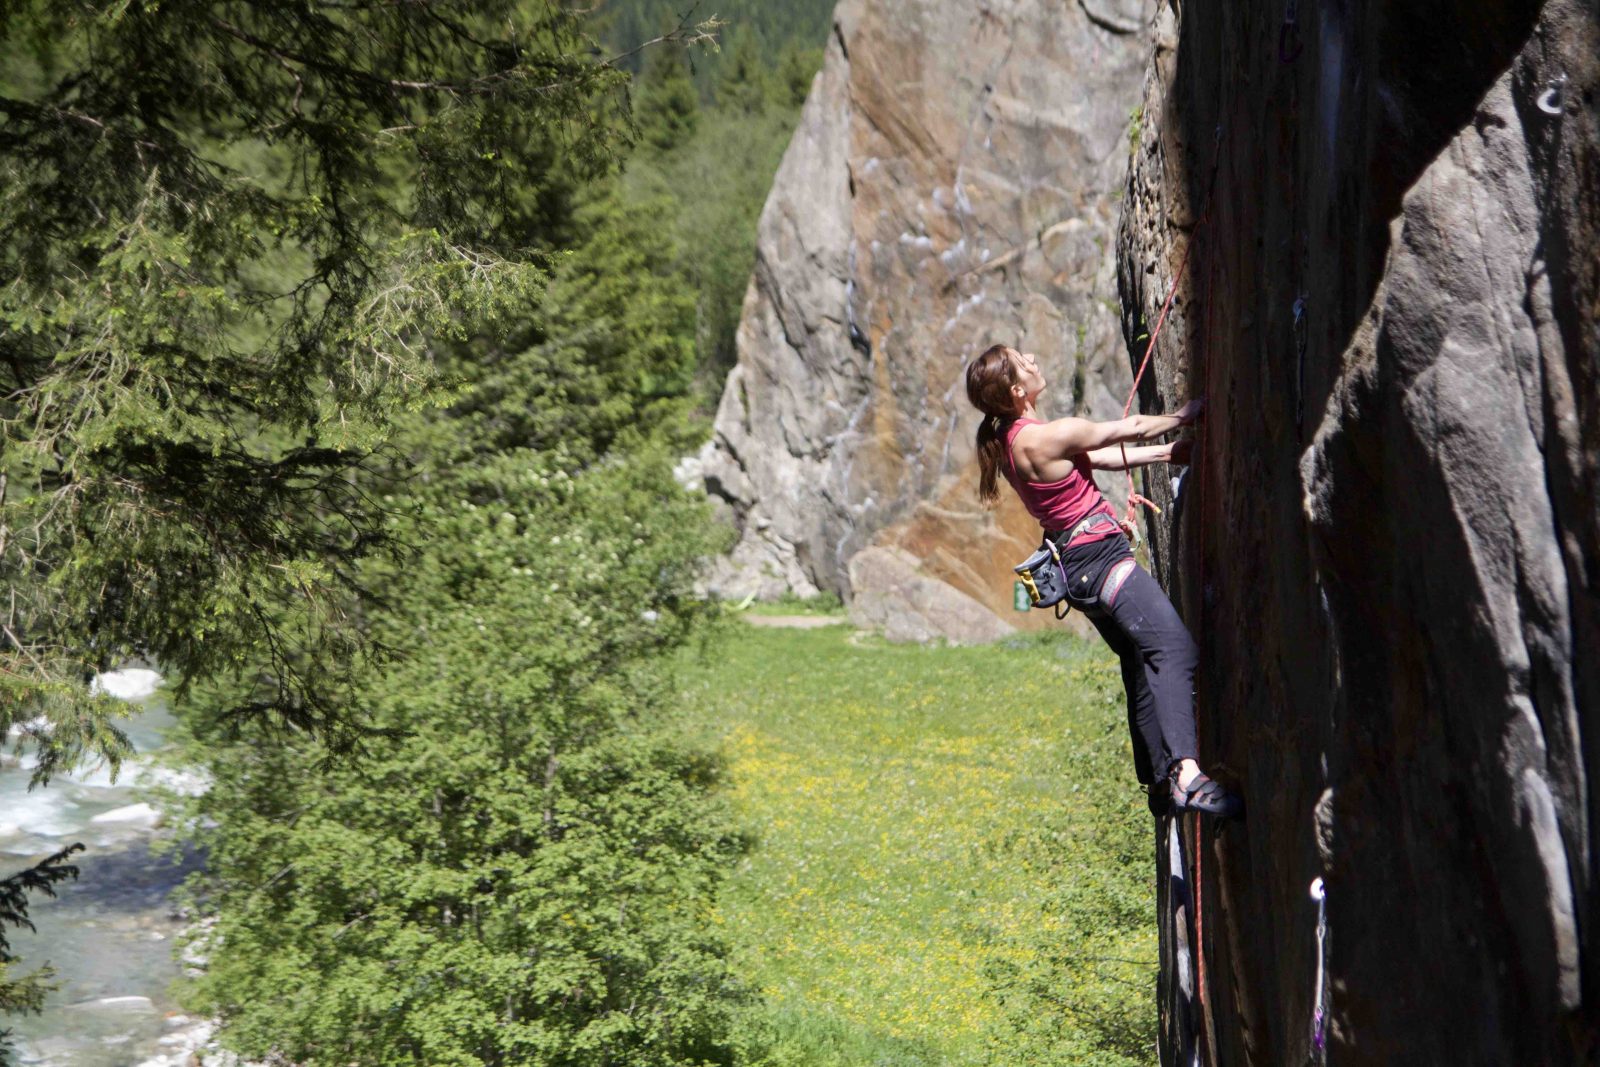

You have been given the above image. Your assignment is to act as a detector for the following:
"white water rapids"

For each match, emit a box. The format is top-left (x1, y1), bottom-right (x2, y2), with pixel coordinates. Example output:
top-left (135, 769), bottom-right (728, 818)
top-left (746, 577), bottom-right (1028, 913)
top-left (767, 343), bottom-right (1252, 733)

top-left (3, 671), bottom-right (225, 1067)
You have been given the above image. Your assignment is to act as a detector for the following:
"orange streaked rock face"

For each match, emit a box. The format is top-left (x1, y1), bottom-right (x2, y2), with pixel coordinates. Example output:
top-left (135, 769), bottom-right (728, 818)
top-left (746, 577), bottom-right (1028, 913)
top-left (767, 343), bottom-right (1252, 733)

top-left (695, 0), bottom-right (1153, 641)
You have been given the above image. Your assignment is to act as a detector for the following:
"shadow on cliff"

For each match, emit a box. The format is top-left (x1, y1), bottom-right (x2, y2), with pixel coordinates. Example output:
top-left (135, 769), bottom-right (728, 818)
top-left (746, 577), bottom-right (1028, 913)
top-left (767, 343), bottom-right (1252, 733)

top-left (1149, 0), bottom-right (1544, 419)
top-left (1120, 0), bottom-right (1599, 1063)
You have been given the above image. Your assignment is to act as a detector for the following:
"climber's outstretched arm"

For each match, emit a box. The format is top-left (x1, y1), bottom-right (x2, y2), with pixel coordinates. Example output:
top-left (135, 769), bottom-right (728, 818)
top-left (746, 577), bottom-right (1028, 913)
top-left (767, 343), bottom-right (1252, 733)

top-left (1086, 440), bottom-right (1193, 470)
top-left (1019, 398), bottom-right (1203, 466)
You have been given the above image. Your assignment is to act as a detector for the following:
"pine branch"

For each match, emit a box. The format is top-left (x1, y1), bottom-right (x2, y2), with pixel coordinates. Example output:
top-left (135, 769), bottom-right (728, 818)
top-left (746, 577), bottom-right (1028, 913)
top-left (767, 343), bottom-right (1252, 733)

top-left (0, 844), bottom-right (86, 960)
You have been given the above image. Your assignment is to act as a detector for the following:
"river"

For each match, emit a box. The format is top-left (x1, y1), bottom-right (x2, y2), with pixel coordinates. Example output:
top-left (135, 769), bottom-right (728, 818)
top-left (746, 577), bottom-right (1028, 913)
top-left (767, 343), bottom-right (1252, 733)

top-left (3, 671), bottom-right (221, 1067)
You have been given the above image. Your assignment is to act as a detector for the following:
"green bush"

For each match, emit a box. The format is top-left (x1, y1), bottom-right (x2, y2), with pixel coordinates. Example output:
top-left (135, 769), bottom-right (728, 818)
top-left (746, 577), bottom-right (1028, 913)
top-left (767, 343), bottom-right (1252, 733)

top-left (174, 445), bottom-right (758, 1065)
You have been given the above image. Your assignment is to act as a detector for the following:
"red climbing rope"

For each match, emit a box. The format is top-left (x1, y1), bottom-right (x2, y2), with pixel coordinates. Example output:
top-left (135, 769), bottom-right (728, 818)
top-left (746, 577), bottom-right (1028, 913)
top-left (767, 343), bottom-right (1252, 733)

top-left (1130, 218), bottom-right (1215, 1062)
top-left (1195, 812), bottom-right (1209, 1058)
top-left (1121, 216), bottom-right (1212, 1060)
top-left (1133, 133), bottom-right (1224, 1063)
top-left (1118, 225), bottom-right (1203, 527)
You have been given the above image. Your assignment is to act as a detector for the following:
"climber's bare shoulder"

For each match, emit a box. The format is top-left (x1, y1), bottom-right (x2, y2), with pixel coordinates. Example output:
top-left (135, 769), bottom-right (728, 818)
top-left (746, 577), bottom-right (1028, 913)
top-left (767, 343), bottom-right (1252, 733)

top-left (1012, 417), bottom-right (1103, 481)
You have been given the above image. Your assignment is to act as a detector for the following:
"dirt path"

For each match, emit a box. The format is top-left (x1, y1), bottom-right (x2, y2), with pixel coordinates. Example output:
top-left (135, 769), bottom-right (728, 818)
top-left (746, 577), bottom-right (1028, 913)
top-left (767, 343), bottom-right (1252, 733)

top-left (740, 614), bottom-right (847, 629)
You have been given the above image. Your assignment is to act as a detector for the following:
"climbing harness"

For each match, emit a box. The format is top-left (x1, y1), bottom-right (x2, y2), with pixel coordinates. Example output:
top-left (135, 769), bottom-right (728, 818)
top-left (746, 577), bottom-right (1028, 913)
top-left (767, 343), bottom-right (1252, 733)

top-left (1011, 510), bottom-right (1120, 616)
top-left (1309, 876), bottom-right (1329, 1053)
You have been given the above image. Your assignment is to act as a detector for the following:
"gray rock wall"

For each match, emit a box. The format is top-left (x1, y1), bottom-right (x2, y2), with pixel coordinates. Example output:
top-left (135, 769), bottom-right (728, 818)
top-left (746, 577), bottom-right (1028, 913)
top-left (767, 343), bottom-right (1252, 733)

top-left (1120, 0), bottom-right (1599, 1061)
top-left (697, 0), bottom-right (1154, 632)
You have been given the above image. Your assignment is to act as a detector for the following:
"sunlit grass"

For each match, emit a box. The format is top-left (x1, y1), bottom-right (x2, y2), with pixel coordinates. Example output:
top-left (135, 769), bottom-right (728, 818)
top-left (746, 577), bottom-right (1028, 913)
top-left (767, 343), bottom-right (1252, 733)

top-left (677, 624), bottom-right (1158, 1066)
top-left (734, 590), bottom-right (848, 617)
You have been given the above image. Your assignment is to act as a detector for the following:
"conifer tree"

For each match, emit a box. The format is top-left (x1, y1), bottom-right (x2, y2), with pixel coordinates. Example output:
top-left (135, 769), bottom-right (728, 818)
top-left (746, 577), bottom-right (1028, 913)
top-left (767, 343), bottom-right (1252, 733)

top-left (0, 0), bottom-right (714, 776)
top-left (635, 47), bottom-right (700, 152)
top-left (715, 29), bottom-right (770, 114)
top-left (0, 6), bottom-right (713, 1047)
top-left (0, 846), bottom-right (81, 1057)
top-left (777, 42), bottom-right (824, 108)
top-left (173, 181), bottom-right (746, 1064)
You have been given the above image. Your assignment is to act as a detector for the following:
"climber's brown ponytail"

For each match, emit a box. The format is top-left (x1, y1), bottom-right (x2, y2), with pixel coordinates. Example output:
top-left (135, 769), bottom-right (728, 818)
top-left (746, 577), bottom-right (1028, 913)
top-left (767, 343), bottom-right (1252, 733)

top-left (966, 344), bottom-right (1020, 505)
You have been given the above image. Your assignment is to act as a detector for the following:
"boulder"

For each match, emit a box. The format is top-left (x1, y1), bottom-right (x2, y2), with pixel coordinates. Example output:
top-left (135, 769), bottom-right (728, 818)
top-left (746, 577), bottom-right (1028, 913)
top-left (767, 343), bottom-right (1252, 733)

top-left (847, 545), bottom-right (1014, 644)
top-left (697, 0), bottom-right (1156, 638)
top-left (90, 803), bottom-right (161, 828)
top-left (90, 668), bottom-right (162, 702)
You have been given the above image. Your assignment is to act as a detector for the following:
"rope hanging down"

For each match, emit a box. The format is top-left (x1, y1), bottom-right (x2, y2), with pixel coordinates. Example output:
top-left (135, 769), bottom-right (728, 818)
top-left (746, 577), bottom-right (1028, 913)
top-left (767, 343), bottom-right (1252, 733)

top-left (1134, 126), bottom-right (1225, 1065)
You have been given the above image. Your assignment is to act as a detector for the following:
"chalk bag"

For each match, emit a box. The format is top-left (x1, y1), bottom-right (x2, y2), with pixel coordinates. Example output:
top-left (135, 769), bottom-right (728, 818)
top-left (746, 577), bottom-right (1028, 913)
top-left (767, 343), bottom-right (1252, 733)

top-left (1013, 540), bottom-right (1070, 615)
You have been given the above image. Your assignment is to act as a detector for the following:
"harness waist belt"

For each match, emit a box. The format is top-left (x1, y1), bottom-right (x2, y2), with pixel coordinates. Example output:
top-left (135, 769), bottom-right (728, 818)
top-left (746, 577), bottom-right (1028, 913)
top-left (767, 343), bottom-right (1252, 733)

top-left (1045, 510), bottom-right (1121, 548)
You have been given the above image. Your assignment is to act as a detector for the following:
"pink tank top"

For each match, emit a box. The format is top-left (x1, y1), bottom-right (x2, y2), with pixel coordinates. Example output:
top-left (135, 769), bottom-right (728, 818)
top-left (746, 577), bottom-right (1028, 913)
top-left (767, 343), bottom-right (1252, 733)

top-left (1002, 418), bottom-right (1119, 547)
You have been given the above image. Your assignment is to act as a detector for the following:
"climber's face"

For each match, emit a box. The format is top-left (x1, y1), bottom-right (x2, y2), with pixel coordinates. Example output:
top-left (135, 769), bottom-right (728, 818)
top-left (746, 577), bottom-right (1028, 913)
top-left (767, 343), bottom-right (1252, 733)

top-left (1007, 347), bottom-right (1046, 409)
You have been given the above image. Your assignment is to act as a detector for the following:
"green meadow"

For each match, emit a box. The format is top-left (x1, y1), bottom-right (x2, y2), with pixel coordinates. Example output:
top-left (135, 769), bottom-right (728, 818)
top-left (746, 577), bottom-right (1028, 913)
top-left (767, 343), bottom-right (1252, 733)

top-left (680, 621), bottom-right (1160, 1067)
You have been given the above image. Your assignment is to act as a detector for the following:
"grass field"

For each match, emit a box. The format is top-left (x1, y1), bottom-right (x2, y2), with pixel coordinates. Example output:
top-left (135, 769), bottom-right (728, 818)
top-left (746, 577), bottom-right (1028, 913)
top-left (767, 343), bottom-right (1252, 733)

top-left (676, 622), bottom-right (1160, 1067)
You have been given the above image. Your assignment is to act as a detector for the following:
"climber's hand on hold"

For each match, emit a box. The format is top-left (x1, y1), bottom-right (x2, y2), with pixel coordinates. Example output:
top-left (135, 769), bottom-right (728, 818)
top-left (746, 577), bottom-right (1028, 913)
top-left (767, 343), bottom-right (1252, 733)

top-left (1169, 439), bottom-right (1194, 466)
top-left (1176, 396), bottom-right (1206, 425)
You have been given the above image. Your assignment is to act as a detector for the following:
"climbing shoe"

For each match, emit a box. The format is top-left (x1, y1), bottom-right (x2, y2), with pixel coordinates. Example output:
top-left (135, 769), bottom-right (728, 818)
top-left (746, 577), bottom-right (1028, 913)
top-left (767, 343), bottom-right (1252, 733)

top-left (1169, 770), bottom-right (1243, 819)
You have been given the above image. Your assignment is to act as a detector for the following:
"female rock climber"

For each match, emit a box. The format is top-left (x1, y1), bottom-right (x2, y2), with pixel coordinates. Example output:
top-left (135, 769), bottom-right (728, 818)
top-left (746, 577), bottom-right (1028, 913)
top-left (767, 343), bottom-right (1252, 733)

top-left (965, 343), bottom-right (1241, 818)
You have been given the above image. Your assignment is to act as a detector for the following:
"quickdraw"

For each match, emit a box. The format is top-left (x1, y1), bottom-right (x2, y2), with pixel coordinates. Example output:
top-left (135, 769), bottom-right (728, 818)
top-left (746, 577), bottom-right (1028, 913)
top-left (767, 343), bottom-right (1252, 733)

top-left (1309, 876), bottom-right (1329, 1054)
top-left (1293, 294), bottom-right (1308, 436)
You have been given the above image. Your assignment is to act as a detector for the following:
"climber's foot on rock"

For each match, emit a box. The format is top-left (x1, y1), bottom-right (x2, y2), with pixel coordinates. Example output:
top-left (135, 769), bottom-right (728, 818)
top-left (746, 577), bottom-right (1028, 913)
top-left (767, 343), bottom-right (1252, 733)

top-left (1169, 766), bottom-right (1243, 819)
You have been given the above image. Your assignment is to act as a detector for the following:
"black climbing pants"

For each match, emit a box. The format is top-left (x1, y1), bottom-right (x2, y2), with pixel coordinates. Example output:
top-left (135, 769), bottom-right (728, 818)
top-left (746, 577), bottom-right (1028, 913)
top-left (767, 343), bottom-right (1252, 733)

top-left (1061, 535), bottom-right (1200, 785)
